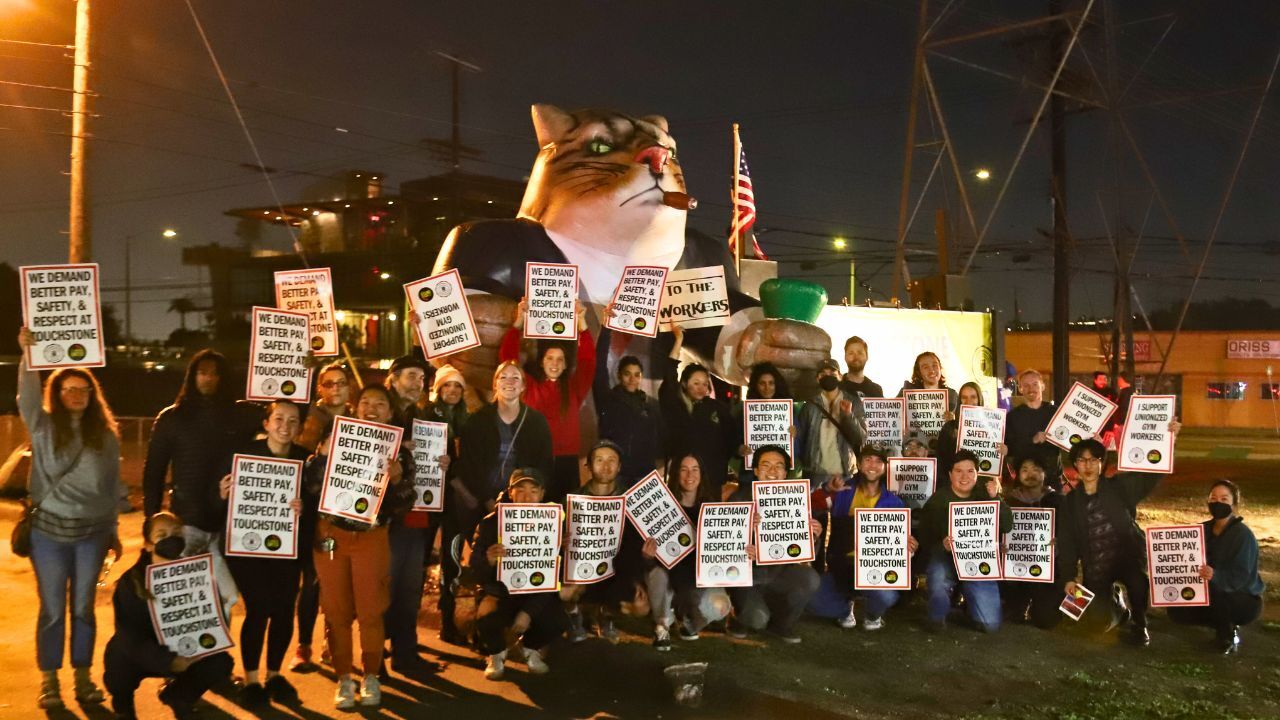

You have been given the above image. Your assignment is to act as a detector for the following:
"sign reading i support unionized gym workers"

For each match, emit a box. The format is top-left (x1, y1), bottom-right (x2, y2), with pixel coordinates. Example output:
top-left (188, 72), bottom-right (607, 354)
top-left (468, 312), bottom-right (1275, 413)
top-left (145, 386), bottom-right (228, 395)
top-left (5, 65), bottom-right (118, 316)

top-left (904, 389), bottom-right (948, 440)
top-left (606, 265), bottom-right (667, 338)
top-left (410, 420), bottom-right (447, 512)
top-left (498, 503), bottom-right (562, 594)
top-left (1146, 524), bottom-right (1210, 607)
top-left (318, 417), bottom-right (403, 524)
top-left (623, 471), bottom-right (695, 569)
top-left (564, 495), bottom-right (625, 585)
top-left (949, 501), bottom-right (1002, 580)
top-left (1117, 395), bottom-right (1177, 474)
top-left (887, 457), bottom-right (936, 510)
top-left (524, 262), bottom-right (579, 340)
top-left (1044, 382), bottom-right (1118, 451)
top-left (20, 263), bottom-right (104, 369)
top-left (957, 405), bottom-right (1006, 477)
top-left (273, 268), bottom-right (338, 357)
top-left (862, 398), bottom-right (905, 455)
top-left (854, 508), bottom-right (912, 590)
top-left (1003, 507), bottom-right (1054, 583)
top-left (247, 306), bottom-right (312, 403)
top-left (696, 502), bottom-right (754, 588)
top-left (146, 554), bottom-right (233, 660)
top-left (754, 479), bottom-right (814, 565)
top-left (404, 269), bottom-right (482, 360)
top-left (658, 265), bottom-right (731, 330)
top-left (225, 454), bottom-right (301, 559)
top-left (743, 399), bottom-right (793, 470)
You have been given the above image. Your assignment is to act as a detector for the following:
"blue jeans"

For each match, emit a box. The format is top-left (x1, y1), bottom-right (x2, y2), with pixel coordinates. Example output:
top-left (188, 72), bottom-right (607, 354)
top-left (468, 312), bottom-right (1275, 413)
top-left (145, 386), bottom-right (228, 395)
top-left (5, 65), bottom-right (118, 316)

top-left (862, 589), bottom-right (901, 620)
top-left (384, 522), bottom-right (426, 662)
top-left (30, 527), bottom-right (112, 670)
top-left (926, 555), bottom-right (1002, 632)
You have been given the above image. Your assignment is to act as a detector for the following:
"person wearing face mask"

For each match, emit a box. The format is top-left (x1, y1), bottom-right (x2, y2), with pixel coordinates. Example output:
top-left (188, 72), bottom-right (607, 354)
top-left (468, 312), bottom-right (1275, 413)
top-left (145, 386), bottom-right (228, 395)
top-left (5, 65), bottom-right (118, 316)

top-left (594, 321), bottom-right (665, 488)
top-left (796, 359), bottom-right (867, 492)
top-left (424, 364), bottom-right (470, 645)
top-left (838, 336), bottom-right (884, 399)
top-left (102, 512), bottom-right (234, 719)
top-left (661, 323), bottom-right (742, 495)
top-left (1165, 480), bottom-right (1263, 654)
top-left (500, 297), bottom-right (594, 505)
top-left (1000, 456), bottom-right (1063, 629)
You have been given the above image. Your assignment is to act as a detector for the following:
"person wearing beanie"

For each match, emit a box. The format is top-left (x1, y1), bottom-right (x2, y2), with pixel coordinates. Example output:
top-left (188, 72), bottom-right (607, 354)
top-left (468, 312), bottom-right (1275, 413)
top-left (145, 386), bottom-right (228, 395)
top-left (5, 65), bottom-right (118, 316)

top-left (425, 363), bottom-right (470, 644)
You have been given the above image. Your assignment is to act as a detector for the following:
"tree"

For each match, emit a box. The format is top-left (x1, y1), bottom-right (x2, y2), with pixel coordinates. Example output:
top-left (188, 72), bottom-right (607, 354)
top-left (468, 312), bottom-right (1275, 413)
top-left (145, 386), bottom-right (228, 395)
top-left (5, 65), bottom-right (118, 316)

top-left (168, 297), bottom-right (199, 330)
top-left (101, 304), bottom-right (123, 347)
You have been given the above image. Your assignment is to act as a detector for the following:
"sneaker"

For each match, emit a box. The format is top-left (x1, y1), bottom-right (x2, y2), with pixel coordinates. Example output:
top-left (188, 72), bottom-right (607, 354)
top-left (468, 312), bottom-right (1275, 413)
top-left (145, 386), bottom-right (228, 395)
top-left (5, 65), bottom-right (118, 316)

top-left (863, 616), bottom-right (885, 631)
top-left (524, 647), bottom-right (549, 675)
top-left (770, 626), bottom-right (802, 644)
top-left (1219, 627), bottom-right (1241, 656)
top-left (484, 651), bottom-right (506, 681)
top-left (598, 619), bottom-right (621, 645)
top-left (566, 612), bottom-right (589, 643)
top-left (239, 682), bottom-right (269, 708)
top-left (73, 670), bottom-right (105, 704)
top-left (359, 674), bottom-right (382, 707)
top-left (675, 622), bottom-right (700, 641)
top-left (653, 625), bottom-right (672, 652)
top-left (37, 678), bottom-right (63, 710)
top-left (265, 674), bottom-right (299, 705)
top-left (1127, 624), bottom-right (1151, 647)
top-left (838, 601), bottom-right (858, 629)
top-left (289, 645), bottom-right (317, 673)
top-left (333, 676), bottom-right (358, 710)
top-left (726, 617), bottom-right (749, 639)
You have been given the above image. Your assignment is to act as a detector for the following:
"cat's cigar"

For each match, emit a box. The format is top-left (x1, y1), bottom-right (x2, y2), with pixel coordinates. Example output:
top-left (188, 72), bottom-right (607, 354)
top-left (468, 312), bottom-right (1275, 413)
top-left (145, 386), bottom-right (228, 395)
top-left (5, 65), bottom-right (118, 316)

top-left (662, 191), bottom-right (697, 210)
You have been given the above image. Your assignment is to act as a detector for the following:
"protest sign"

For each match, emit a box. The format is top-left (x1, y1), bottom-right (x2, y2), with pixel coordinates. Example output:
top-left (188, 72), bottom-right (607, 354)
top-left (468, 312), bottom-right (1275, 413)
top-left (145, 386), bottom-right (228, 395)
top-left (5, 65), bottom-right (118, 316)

top-left (754, 479), bottom-right (814, 565)
top-left (696, 502), bottom-right (754, 588)
top-left (949, 501), bottom-right (1002, 580)
top-left (404, 269), bottom-right (482, 359)
top-left (524, 262), bottom-right (579, 340)
top-left (1003, 507), bottom-right (1054, 583)
top-left (225, 454), bottom-right (301, 559)
top-left (1059, 584), bottom-right (1096, 622)
top-left (146, 554), bottom-right (233, 659)
top-left (623, 471), bottom-right (695, 569)
top-left (246, 307), bottom-right (311, 403)
top-left (887, 457), bottom-right (936, 510)
top-left (1146, 524), bottom-right (1209, 607)
top-left (904, 389), bottom-right (948, 440)
top-left (564, 495), bottom-right (625, 585)
top-left (1117, 395), bottom-right (1177, 474)
top-left (743, 399), bottom-right (793, 469)
top-left (606, 265), bottom-right (667, 338)
top-left (853, 508), bottom-right (912, 590)
top-left (498, 503), bottom-right (562, 594)
top-left (658, 266), bottom-right (730, 330)
top-left (318, 417), bottom-right (403, 524)
top-left (410, 420), bottom-right (447, 512)
top-left (1045, 382), bottom-right (1119, 451)
top-left (273, 268), bottom-right (338, 356)
top-left (20, 263), bottom-right (104, 369)
top-left (957, 405), bottom-right (1006, 477)
top-left (862, 398), bottom-right (905, 455)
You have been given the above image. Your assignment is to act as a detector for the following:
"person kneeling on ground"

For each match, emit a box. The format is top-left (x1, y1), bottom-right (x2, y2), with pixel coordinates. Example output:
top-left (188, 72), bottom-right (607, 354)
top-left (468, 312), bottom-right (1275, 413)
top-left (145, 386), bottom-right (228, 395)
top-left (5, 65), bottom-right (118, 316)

top-left (1000, 455), bottom-right (1064, 629)
top-left (472, 469), bottom-right (570, 680)
top-left (562, 440), bottom-right (632, 644)
top-left (104, 512), bottom-right (233, 719)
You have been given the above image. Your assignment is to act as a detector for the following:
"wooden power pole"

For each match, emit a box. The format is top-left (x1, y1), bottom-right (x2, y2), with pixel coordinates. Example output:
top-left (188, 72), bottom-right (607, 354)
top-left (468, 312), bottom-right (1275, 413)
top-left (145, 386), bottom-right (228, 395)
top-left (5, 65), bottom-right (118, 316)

top-left (68, 0), bottom-right (92, 263)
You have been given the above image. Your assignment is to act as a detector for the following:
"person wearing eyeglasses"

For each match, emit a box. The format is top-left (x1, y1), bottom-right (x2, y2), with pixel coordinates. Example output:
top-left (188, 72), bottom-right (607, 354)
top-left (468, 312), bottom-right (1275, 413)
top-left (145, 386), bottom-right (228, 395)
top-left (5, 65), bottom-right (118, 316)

top-left (296, 363), bottom-right (353, 452)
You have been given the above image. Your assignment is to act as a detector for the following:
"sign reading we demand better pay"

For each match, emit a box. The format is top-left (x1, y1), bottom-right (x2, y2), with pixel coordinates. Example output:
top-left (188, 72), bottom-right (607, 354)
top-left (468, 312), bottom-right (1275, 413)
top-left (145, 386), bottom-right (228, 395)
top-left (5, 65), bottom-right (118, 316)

top-left (318, 417), bottom-right (403, 524)
top-left (146, 554), bottom-right (233, 660)
top-left (525, 262), bottom-right (578, 340)
top-left (20, 263), bottom-right (105, 369)
top-left (247, 307), bottom-right (311, 403)
top-left (498, 503), bottom-right (562, 594)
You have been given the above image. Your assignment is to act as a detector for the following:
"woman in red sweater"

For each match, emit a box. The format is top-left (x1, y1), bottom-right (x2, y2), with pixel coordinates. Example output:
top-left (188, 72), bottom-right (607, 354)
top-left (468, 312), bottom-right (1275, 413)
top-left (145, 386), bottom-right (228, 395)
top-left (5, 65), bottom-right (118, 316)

top-left (499, 297), bottom-right (594, 504)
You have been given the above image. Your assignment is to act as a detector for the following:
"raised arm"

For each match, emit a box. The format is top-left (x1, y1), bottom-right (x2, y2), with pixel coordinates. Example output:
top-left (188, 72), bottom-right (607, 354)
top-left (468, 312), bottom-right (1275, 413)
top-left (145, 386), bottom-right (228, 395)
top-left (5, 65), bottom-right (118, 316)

top-left (15, 328), bottom-right (47, 431)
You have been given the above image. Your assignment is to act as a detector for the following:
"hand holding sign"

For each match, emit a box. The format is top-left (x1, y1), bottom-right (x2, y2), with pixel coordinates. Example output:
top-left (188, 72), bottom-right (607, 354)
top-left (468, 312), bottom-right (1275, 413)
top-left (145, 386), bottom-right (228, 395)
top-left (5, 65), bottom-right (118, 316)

top-left (20, 264), bottom-right (105, 369)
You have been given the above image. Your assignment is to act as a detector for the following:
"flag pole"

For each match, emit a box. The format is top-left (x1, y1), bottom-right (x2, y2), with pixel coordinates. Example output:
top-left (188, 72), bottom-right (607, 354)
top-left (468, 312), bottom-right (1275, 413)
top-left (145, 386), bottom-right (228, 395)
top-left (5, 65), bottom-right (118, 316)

top-left (732, 123), bottom-right (742, 278)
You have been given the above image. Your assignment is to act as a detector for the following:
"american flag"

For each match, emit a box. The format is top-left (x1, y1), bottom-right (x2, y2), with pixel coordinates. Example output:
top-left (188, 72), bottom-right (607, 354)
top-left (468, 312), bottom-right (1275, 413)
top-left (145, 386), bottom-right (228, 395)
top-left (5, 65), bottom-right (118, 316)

top-left (730, 125), bottom-right (767, 260)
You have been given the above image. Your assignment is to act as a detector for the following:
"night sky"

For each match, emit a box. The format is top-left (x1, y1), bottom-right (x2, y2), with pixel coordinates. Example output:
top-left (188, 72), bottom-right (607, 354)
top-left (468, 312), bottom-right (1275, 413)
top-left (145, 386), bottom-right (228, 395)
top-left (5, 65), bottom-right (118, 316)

top-left (2, 0), bottom-right (1278, 340)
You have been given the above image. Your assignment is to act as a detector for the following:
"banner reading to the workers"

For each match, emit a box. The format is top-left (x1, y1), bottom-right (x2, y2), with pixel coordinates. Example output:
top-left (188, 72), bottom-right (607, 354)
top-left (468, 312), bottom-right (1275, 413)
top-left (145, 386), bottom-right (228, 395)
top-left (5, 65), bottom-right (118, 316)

top-left (404, 268), bottom-right (482, 359)
top-left (1146, 524), bottom-right (1209, 607)
top-left (753, 479), bottom-right (814, 565)
top-left (949, 501), bottom-right (1002, 580)
top-left (624, 471), bottom-right (695, 569)
top-left (1003, 507), bottom-right (1054, 583)
top-left (606, 265), bottom-right (667, 338)
top-left (318, 417), bottom-right (403, 524)
top-left (853, 508), bottom-right (912, 590)
top-left (524, 262), bottom-right (579, 340)
top-left (1117, 395), bottom-right (1177, 474)
top-left (146, 554), bottom-right (233, 660)
top-left (410, 419), bottom-right (447, 512)
top-left (273, 268), bottom-right (338, 356)
top-left (862, 398), bottom-right (905, 455)
top-left (957, 405), bottom-right (1006, 477)
top-left (225, 454), bottom-right (301, 559)
top-left (887, 457), bottom-right (936, 510)
top-left (20, 263), bottom-right (105, 369)
top-left (658, 265), bottom-right (730, 330)
top-left (743, 399), bottom-right (793, 469)
top-left (246, 306), bottom-right (312, 403)
top-left (1045, 382), bottom-right (1119, 451)
top-left (498, 503), bottom-right (562, 594)
top-left (564, 495), bottom-right (625, 585)
top-left (696, 502), bottom-right (754, 588)
top-left (904, 389), bottom-right (948, 440)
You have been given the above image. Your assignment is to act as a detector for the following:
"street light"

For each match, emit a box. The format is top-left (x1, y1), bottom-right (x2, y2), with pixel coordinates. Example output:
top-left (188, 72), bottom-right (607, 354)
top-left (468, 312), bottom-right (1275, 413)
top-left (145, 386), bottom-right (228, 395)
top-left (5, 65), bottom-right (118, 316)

top-left (125, 229), bottom-right (179, 347)
top-left (162, 228), bottom-right (178, 238)
top-left (833, 237), bottom-right (848, 251)
top-left (974, 168), bottom-right (992, 181)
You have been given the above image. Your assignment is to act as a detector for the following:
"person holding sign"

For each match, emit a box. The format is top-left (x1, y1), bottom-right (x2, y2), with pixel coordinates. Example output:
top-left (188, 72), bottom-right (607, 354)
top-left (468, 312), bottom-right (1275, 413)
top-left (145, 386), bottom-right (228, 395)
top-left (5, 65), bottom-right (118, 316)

top-left (297, 363), bottom-right (353, 452)
top-left (470, 469), bottom-right (570, 680)
top-left (17, 327), bottom-right (122, 709)
top-left (916, 450), bottom-right (1012, 633)
top-left (1057, 423), bottom-right (1181, 647)
top-left (796, 359), bottom-right (867, 491)
top-left (1166, 480), bottom-right (1265, 655)
top-left (662, 322), bottom-right (743, 494)
top-left (500, 297), bottom-right (594, 504)
top-left (103, 512), bottom-right (233, 719)
top-left (1000, 456), bottom-right (1063, 629)
top-left (561, 441), bottom-right (631, 644)
top-left (896, 351), bottom-right (960, 415)
top-left (936, 383), bottom-right (1007, 476)
top-left (1006, 370), bottom-right (1060, 485)
top-left (425, 364), bottom-right (471, 645)
top-left (593, 331), bottom-right (665, 487)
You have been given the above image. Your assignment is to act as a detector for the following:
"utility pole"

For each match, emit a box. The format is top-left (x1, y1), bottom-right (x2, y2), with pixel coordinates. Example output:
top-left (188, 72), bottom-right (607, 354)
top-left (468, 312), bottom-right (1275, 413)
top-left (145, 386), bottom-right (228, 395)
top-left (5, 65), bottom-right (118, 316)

top-left (1049, 0), bottom-right (1072, 404)
top-left (427, 52), bottom-right (482, 224)
top-left (892, 0), bottom-right (928, 301)
top-left (68, 0), bottom-right (92, 262)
